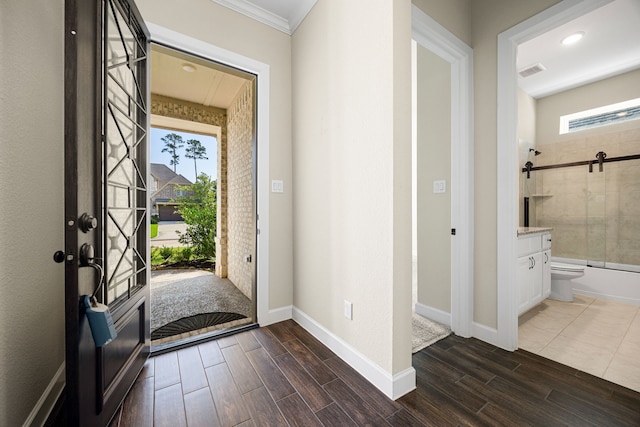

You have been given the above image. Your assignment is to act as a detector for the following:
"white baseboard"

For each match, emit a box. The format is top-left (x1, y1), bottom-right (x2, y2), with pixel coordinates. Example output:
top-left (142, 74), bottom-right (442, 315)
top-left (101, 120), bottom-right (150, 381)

top-left (414, 303), bottom-right (451, 327)
top-left (471, 322), bottom-right (499, 347)
top-left (258, 305), bottom-right (293, 326)
top-left (23, 363), bottom-right (65, 427)
top-left (292, 307), bottom-right (416, 400)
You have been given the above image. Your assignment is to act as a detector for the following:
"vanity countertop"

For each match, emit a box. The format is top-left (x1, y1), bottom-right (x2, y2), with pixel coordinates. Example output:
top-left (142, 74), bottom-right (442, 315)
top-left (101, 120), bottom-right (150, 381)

top-left (517, 227), bottom-right (553, 236)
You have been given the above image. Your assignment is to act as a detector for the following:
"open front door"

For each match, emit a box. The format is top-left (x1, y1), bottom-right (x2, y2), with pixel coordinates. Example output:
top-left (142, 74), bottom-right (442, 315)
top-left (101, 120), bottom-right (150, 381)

top-left (64, 0), bottom-right (150, 425)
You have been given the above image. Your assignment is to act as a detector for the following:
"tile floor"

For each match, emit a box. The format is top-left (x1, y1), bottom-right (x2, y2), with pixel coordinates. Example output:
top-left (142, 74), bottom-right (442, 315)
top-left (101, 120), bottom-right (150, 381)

top-left (519, 294), bottom-right (640, 393)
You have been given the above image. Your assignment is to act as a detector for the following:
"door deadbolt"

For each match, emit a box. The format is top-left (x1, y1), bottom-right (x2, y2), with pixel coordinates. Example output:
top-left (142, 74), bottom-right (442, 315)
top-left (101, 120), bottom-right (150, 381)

top-left (79, 213), bottom-right (98, 233)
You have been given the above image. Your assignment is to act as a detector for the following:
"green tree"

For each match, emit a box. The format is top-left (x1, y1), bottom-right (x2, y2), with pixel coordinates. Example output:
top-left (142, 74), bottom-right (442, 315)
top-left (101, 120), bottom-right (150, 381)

top-left (185, 139), bottom-right (208, 178)
top-left (174, 174), bottom-right (216, 259)
top-left (161, 133), bottom-right (184, 172)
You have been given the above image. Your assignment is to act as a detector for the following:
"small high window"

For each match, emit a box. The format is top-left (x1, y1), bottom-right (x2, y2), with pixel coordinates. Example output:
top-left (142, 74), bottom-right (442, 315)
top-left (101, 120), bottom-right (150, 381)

top-left (559, 98), bottom-right (640, 134)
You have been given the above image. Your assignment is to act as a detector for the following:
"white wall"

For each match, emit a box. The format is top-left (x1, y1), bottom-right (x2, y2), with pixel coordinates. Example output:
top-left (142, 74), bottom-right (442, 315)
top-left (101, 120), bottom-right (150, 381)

top-left (292, 0), bottom-right (413, 380)
top-left (468, 0), bottom-right (561, 329)
top-left (415, 45), bottom-right (451, 313)
top-left (0, 1), bottom-right (65, 425)
top-left (412, 0), bottom-right (472, 46)
top-left (137, 0), bottom-right (293, 310)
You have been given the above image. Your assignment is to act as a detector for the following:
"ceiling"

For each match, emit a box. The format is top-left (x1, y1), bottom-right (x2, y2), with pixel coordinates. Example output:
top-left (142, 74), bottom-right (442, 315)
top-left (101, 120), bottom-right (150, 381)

top-left (150, 1), bottom-right (317, 110)
top-left (211, 0), bottom-right (317, 35)
top-left (221, 0), bottom-right (640, 100)
top-left (151, 45), bottom-right (252, 110)
top-left (152, 0), bottom-right (640, 107)
top-left (517, 0), bottom-right (640, 99)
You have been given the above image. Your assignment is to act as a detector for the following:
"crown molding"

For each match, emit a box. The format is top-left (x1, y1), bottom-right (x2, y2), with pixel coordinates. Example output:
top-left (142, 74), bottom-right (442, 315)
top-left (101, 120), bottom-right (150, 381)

top-left (211, 0), bottom-right (316, 35)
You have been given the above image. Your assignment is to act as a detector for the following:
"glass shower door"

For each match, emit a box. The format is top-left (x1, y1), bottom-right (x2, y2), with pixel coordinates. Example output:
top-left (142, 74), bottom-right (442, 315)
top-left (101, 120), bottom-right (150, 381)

top-left (596, 158), bottom-right (640, 272)
top-left (586, 165), bottom-right (606, 268)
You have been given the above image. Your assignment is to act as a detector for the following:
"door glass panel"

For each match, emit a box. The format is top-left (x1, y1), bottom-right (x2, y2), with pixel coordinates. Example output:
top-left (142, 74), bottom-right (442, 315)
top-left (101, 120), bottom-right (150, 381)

top-left (603, 159), bottom-right (640, 271)
top-left (532, 165), bottom-right (588, 260)
top-left (587, 165), bottom-right (606, 268)
top-left (105, 0), bottom-right (148, 306)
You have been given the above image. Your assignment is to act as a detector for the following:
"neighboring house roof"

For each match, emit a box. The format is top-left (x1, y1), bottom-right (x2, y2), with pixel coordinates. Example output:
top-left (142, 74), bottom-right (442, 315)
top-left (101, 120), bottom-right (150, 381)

top-left (150, 163), bottom-right (193, 187)
top-left (150, 163), bottom-right (193, 199)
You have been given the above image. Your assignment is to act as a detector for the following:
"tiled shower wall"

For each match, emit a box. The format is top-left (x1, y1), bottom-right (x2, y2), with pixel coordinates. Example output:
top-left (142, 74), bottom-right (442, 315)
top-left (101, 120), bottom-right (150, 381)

top-left (530, 128), bottom-right (640, 268)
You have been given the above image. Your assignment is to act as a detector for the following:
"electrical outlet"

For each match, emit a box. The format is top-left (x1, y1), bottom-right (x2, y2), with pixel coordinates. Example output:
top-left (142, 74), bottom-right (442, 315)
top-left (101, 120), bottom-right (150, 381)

top-left (344, 300), bottom-right (353, 320)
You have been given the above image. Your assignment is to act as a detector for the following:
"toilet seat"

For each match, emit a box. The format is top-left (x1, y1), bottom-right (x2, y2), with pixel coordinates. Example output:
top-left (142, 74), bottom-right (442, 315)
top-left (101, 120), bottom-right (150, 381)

top-left (551, 262), bottom-right (585, 273)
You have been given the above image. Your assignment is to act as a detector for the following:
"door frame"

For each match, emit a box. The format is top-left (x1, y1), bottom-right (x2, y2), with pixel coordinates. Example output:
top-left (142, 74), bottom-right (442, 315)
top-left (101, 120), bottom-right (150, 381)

top-left (411, 5), bottom-right (474, 337)
top-left (146, 23), bottom-right (274, 324)
top-left (496, 0), bottom-right (612, 350)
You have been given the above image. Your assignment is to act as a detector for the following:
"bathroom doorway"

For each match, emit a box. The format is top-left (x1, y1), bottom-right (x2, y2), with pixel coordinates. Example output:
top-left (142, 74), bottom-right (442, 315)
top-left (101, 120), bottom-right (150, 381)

top-left (498, 0), bottom-right (640, 391)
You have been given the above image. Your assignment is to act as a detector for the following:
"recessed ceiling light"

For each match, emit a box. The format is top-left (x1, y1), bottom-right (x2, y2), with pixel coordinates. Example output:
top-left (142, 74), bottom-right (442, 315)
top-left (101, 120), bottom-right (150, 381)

top-left (562, 32), bottom-right (584, 46)
top-left (181, 63), bottom-right (196, 72)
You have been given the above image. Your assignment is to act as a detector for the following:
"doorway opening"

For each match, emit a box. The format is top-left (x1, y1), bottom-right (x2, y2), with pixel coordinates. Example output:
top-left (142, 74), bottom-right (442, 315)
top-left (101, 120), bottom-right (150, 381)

top-left (149, 43), bottom-right (257, 350)
top-left (410, 5), bottom-right (474, 352)
top-left (499, 0), bottom-right (640, 392)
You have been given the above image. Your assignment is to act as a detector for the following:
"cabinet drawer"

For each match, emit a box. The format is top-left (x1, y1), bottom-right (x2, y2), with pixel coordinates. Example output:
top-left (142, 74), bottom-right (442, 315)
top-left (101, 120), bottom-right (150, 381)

top-left (542, 233), bottom-right (552, 250)
top-left (517, 235), bottom-right (542, 257)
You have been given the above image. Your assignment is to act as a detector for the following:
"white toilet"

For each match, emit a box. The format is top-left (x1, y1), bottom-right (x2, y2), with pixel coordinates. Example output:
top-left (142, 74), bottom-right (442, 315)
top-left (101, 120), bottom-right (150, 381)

top-left (549, 262), bottom-right (586, 301)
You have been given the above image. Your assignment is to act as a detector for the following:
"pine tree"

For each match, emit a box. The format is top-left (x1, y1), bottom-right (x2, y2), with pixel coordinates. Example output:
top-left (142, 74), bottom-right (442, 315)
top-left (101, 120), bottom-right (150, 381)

top-left (185, 139), bottom-right (208, 177)
top-left (160, 133), bottom-right (184, 172)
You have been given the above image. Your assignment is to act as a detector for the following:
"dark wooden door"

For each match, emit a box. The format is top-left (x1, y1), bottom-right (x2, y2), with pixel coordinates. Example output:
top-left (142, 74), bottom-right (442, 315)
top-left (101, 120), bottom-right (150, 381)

top-left (64, 0), bottom-right (150, 425)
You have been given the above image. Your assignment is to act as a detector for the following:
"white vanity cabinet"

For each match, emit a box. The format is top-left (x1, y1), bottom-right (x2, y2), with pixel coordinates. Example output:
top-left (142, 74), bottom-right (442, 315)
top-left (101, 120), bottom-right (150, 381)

top-left (517, 232), bottom-right (552, 315)
top-left (542, 235), bottom-right (551, 300)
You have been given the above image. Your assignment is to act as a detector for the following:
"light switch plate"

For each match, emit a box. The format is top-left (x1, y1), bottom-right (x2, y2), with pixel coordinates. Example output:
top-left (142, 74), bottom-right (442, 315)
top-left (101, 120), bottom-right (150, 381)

top-left (344, 300), bottom-right (353, 320)
top-left (271, 180), bottom-right (284, 193)
top-left (433, 180), bottom-right (446, 194)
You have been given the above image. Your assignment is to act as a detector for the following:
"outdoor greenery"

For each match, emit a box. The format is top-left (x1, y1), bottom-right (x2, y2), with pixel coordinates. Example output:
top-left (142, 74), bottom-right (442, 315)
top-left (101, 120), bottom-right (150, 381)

top-left (153, 133), bottom-right (215, 267)
top-left (185, 138), bottom-right (208, 177)
top-left (160, 133), bottom-right (185, 172)
top-left (160, 132), bottom-right (209, 177)
top-left (151, 246), bottom-right (193, 266)
top-left (174, 173), bottom-right (217, 259)
top-left (150, 215), bottom-right (158, 238)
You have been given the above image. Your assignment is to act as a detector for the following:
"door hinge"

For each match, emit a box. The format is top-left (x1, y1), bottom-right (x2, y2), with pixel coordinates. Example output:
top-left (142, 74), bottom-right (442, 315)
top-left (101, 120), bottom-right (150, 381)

top-left (451, 228), bottom-right (456, 235)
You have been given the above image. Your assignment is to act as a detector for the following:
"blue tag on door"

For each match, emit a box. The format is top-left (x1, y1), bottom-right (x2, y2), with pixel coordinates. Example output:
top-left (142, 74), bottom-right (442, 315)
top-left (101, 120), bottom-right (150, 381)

top-left (83, 295), bottom-right (117, 347)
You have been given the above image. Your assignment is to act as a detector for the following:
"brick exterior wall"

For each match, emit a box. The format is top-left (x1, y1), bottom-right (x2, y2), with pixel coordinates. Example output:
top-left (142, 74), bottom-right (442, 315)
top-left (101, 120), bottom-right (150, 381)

top-left (226, 81), bottom-right (255, 299)
top-left (151, 94), bottom-right (226, 126)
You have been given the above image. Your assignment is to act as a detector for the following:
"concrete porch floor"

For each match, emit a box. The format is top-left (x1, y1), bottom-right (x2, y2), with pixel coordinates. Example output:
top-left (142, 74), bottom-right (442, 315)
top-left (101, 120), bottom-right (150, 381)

top-left (150, 269), bottom-right (252, 342)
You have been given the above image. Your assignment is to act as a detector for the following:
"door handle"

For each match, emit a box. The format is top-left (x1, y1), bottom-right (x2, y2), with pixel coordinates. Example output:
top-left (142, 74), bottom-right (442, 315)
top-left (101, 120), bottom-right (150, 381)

top-left (53, 250), bottom-right (74, 264)
top-left (80, 243), bottom-right (96, 266)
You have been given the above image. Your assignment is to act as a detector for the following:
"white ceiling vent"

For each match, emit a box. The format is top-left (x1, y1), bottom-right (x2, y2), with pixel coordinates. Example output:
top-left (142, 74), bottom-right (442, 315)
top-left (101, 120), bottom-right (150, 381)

top-left (518, 63), bottom-right (546, 78)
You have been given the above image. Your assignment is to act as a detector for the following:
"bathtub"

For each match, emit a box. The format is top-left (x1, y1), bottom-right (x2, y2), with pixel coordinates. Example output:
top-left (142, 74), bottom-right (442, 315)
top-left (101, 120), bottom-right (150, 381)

top-left (552, 257), bottom-right (640, 306)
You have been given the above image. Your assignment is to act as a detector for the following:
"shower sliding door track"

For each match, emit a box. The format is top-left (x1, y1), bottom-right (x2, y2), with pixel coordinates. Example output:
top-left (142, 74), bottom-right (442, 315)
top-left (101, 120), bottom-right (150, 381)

top-left (522, 152), bottom-right (640, 178)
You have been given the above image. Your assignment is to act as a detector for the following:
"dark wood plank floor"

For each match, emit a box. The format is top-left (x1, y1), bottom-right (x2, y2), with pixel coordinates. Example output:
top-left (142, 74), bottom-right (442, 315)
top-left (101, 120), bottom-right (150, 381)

top-left (108, 320), bottom-right (640, 426)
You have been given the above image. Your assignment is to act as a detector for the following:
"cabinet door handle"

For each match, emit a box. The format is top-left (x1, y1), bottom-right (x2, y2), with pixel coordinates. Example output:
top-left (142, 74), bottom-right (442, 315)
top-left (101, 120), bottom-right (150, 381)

top-left (544, 252), bottom-right (549, 263)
